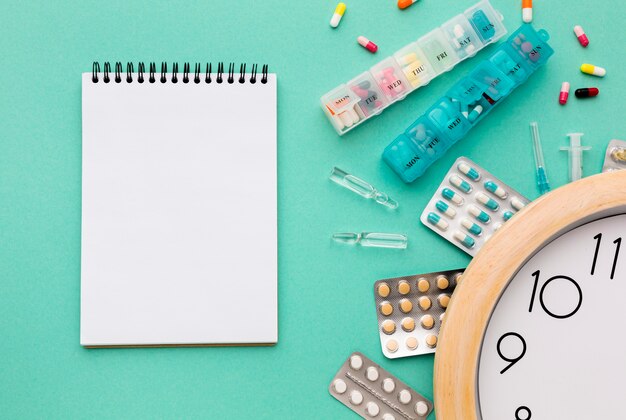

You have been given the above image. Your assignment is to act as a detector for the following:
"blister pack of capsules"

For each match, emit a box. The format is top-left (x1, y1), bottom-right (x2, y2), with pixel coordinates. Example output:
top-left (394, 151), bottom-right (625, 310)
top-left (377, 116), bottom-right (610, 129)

top-left (320, 0), bottom-right (507, 135)
top-left (329, 352), bottom-right (434, 419)
top-left (383, 24), bottom-right (554, 182)
top-left (420, 157), bottom-right (529, 256)
top-left (374, 269), bottom-right (463, 359)
top-left (602, 140), bottom-right (626, 172)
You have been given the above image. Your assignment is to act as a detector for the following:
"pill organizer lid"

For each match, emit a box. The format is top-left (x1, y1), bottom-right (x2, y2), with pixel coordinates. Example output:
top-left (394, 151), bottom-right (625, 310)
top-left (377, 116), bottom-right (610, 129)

top-left (392, 42), bottom-right (436, 88)
top-left (507, 25), bottom-right (554, 68)
top-left (346, 71), bottom-right (389, 112)
top-left (370, 57), bottom-right (415, 100)
top-left (440, 14), bottom-right (485, 58)
top-left (320, 85), bottom-right (362, 114)
top-left (416, 28), bottom-right (461, 74)
top-left (467, 61), bottom-right (515, 99)
top-left (463, 0), bottom-right (506, 43)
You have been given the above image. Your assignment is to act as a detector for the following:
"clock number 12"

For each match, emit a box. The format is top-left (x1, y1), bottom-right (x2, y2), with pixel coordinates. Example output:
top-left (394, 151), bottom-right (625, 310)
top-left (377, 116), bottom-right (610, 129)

top-left (591, 233), bottom-right (622, 279)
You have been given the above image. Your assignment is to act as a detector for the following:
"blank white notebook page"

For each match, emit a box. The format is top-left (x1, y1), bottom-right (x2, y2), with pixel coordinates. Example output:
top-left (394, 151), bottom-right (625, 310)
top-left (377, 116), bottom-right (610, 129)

top-left (81, 72), bottom-right (277, 346)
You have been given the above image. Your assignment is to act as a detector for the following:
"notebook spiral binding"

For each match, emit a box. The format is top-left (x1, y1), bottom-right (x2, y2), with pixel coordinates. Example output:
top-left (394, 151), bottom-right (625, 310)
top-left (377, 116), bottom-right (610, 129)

top-left (91, 62), bottom-right (269, 85)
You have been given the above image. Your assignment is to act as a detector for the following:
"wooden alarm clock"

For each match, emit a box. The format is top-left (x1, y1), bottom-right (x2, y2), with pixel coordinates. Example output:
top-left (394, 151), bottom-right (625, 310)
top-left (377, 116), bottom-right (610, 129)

top-left (434, 170), bottom-right (626, 419)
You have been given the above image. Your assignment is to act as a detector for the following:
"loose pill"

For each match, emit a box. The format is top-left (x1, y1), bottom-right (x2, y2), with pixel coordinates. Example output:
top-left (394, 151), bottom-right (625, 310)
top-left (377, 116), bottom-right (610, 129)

top-left (366, 366), bottom-right (380, 382)
top-left (329, 3), bottom-right (346, 28)
top-left (575, 87), bottom-right (599, 98)
top-left (450, 175), bottom-right (472, 193)
top-left (438, 294), bottom-right (450, 308)
top-left (399, 389), bottom-right (412, 404)
top-left (468, 204), bottom-right (490, 224)
top-left (366, 401), bottom-right (380, 417)
top-left (436, 275), bottom-right (449, 290)
top-left (386, 339), bottom-right (399, 353)
top-left (503, 211), bottom-right (514, 221)
top-left (421, 314), bottom-right (435, 330)
top-left (415, 401), bottom-right (429, 416)
top-left (436, 200), bottom-right (457, 218)
top-left (382, 320), bottom-right (396, 335)
top-left (398, 0), bottom-right (418, 9)
top-left (457, 162), bottom-right (480, 181)
top-left (427, 212), bottom-right (449, 231)
top-left (484, 180), bottom-right (508, 199)
top-left (402, 317), bottom-right (415, 332)
top-left (442, 187), bottom-right (464, 205)
top-left (380, 301), bottom-right (393, 316)
top-left (522, 0), bottom-right (532, 23)
top-left (382, 378), bottom-right (396, 393)
top-left (350, 390), bottom-right (364, 405)
top-left (333, 379), bottom-right (347, 394)
top-left (462, 218), bottom-right (482, 236)
top-left (418, 296), bottom-right (432, 310)
top-left (476, 192), bottom-right (499, 211)
top-left (581, 63), bottom-right (606, 77)
top-left (559, 82), bottom-right (570, 105)
top-left (417, 278), bottom-right (430, 293)
top-left (425, 334), bottom-right (438, 348)
top-left (405, 336), bottom-right (418, 350)
top-left (454, 231), bottom-right (475, 249)
top-left (511, 197), bottom-right (526, 211)
top-left (399, 298), bottom-right (413, 313)
top-left (398, 280), bottom-right (411, 295)
top-left (350, 354), bottom-right (363, 370)
top-left (574, 25), bottom-right (589, 47)
top-left (377, 282), bottom-right (390, 298)
top-left (357, 36), bottom-right (378, 53)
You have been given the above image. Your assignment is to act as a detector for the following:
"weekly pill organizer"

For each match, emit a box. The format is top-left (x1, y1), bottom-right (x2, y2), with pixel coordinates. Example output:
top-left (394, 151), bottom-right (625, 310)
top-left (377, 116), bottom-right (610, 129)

top-left (373, 269), bottom-right (463, 359)
top-left (420, 157), bottom-right (529, 256)
top-left (320, 0), bottom-right (507, 135)
top-left (329, 352), bottom-right (433, 419)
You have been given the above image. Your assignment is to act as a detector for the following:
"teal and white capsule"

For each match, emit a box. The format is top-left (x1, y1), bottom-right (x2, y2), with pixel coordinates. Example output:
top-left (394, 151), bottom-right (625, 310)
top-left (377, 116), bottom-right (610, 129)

top-left (468, 204), bottom-right (490, 224)
top-left (484, 180), bottom-right (508, 199)
top-left (503, 210), bottom-right (514, 221)
top-left (450, 175), bottom-right (472, 193)
top-left (427, 212), bottom-right (449, 231)
top-left (436, 200), bottom-right (457, 218)
top-left (454, 231), bottom-right (475, 249)
top-left (442, 188), bottom-right (464, 205)
top-left (461, 218), bottom-right (482, 236)
top-left (511, 197), bottom-right (525, 211)
top-left (468, 105), bottom-right (483, 123)
top-left (476, 192), bottom-right (499, 211)
top-left (457, 162), bottom-right (480, 181)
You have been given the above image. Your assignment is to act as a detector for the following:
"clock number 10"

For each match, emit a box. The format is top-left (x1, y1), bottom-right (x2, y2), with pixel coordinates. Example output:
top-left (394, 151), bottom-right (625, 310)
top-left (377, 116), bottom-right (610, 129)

top-left (591, 233), bottom-right (622, 279)
top-left (528, 270), bottom-right (583, 319)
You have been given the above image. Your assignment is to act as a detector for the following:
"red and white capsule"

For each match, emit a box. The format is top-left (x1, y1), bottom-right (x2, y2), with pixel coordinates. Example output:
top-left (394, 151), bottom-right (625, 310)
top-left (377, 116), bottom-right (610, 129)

top-left (559, 82), bottom-right (570, 105)
top-left (573, 25), bottom-right (589, 47)
top-left (357, 36), bottom-right (378, 53)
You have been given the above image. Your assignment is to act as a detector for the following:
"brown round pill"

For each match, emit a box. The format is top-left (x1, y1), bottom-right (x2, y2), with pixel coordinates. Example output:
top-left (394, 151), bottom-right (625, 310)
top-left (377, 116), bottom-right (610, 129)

top-left (386, 339), bottom-right (399, 353)
top-left (380, 301), bottom-right (393, 316)
top-left (436, 275), bottom-right (450, 290)
top-left (382, 320), bottom-right (396, 335)
top-left (425, 334), bottom-right (438, 348)
top-left (399, 298), bottom-right (413, 313)
top-left (455, 273), bottom-right (463, 285)
top-left (417, 278), bottom-right (430, 293)
top-left (398, 280), bottom-right (411, 295)
top-left (420, 314), bottom-right (435, 330)
top-left (418, 296), bottom-right (432, 311)
top-left (406, 336), bottom-right (418, 350)
top-left (438, 294), bottom-right (450, 308)
top-left (401, 317), bottom-right (415, 332)
top-left (377, 282), bottom-right (391, 298)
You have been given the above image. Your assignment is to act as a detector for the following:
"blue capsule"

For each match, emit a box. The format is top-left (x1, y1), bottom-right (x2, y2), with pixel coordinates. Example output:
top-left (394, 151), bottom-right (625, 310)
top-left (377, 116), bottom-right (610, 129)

top-left (461, 218), bottom-right (482, 236)
top-left (476, 192), bottom-right (499, 211)
top-left (468, 204), bottom-right (490, 224)
top-left (484, 180), bottom-right (508, 199)
top-left (436, 200), bottom-right (457, 218)
top-left (457, 162), bottom-right (480, 181)
top-left (454, 231), bottom-right (475, 249)
top-left (442, 188), bottom-right (464, 205)
top-left (503, 211), bottom-right (514, 221)
top-left (450, 175), bottom-right (472, 193)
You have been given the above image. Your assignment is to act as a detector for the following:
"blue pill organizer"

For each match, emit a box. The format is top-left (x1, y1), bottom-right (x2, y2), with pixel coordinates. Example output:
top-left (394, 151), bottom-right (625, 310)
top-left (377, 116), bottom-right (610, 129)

top-left (383, 24), bottom-right (554, 183)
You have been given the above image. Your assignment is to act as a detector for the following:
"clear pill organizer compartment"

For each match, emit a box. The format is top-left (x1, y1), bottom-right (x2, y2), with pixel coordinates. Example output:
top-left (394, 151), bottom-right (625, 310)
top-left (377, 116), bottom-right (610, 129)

top-left (320, 0), bottom-right (506, 135)
top-left (383, 24), bottom-right (554, 183)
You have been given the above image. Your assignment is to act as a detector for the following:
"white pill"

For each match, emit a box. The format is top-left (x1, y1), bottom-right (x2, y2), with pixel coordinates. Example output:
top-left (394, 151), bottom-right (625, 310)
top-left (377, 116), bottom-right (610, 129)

top-left (382, 414), bottom-right (396, 420)
top-left (398, 389), bottom-right (412, 404)
top-left (511, 197), bottom-right (525, 211)
top-left (366, 401), bottom-right (380, 417)
top-left (382, 378), bottom-right (396, 393)
top-left (350, 390), bottom-right (364, 405)
top-left (366, 366), bottom-right (379, 382)
top-left (453, 24), bottom-right (465, 38)
top-left (349, 354), bottom-right (363, 370)
top-left (332, 379), bottom-right (347, 394)
top-left (415, 401), bottom-right (429, 416)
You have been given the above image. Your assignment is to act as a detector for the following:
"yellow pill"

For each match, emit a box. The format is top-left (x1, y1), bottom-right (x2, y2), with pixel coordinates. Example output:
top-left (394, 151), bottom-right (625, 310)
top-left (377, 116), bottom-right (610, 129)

top-left (329, 3), bottom-right (346, 28)
top-left (401, 317), bottom-right (415, 332)
top-left (377, 282), bottom-right (391, 298)
top-left (380, 302), bottom-right (393, 316)
top-left (418, 296), bottom-right (432, 311)
top-left (417, 278), bottom-right (430, 293)
top-left (454, 273), bottom-right (463, 285)
top-left (386, 339), bottom-right (399, 353)
top-left (398, 280), bottom-right (411, 295)
top-left (382, 320), bottom-right (396, 335)
top-left (438, 294), bottom-right (451, 308)
top-left (580, 63), bottom-right (606, 77)
top-left (436, 275), bottom-right (449, 290)
top-left (425, 334), bottom-right (438, 348)
top-left (406, 336), bottom-right (418, 350)
top-left (399, 298), bottom-right (413, 313)
top-left (420, 315), bottom-right (435, 330)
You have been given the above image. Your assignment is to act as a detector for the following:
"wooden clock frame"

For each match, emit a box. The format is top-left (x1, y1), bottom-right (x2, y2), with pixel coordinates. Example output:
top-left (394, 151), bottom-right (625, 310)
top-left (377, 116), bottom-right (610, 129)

top-left (434, 170), bottom-right (626, 419)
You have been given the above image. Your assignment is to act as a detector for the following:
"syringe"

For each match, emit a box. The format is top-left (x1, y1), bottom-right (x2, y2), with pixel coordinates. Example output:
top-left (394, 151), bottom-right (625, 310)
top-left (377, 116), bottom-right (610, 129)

top-left (530, 122), bottom-right (551, 194)
top-left (560, 132), bottom-right (591, 182)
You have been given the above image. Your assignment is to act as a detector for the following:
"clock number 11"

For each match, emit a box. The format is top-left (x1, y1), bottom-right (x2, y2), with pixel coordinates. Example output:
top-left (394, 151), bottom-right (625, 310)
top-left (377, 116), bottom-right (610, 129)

top-left (591, 233), bottom-right (622, 279)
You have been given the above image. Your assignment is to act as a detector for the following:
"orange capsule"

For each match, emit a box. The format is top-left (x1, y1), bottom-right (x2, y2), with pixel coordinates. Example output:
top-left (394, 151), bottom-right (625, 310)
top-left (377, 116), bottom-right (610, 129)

top-left (398, 0), bottom-right (418, 10)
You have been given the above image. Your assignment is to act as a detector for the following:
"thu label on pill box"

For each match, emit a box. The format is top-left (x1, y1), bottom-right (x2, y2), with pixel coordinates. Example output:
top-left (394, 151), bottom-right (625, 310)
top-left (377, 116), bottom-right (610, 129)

top-left (374, 269), bottom-right (464, 359)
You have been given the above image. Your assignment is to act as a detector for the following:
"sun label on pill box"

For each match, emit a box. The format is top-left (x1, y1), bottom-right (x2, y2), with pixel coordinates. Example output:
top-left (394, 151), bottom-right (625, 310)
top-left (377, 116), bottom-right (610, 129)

top-left (420, 157), bottom-right (530, 256)
top-left (328, 352), bottom-right (433, 420)
top-left (373, 269), bottom-right (463, 358)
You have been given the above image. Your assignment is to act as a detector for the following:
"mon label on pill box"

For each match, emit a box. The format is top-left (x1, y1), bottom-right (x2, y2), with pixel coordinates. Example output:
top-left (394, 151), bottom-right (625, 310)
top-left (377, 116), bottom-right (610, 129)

top-left (374, 269), bottom-right (463, 359)
top-left (420, 157), bottom-right (530, 256)
top-left (329, 352), bottom-right (433, 420)
top-left (602, 139), bottom-right (626, 173)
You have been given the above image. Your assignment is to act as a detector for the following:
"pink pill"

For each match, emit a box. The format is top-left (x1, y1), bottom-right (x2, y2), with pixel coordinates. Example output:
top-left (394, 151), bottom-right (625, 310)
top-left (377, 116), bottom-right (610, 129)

top-left (559, 82), bottom-right (570, 105)
top-left (357, 36), bottom-right (378, 53)
top-left (574, 25), bottom-right (589, 47)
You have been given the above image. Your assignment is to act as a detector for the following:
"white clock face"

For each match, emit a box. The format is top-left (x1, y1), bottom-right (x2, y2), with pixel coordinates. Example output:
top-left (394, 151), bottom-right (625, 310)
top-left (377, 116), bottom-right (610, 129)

top-left (478, 213), bottom-right (626, 420)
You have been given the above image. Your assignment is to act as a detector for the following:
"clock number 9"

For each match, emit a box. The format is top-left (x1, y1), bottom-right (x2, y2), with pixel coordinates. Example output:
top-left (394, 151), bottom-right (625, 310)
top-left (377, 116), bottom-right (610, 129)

top-left (497, 332), bottom-right (526, 374)
top-left (515, 406), bottom-right (532, 420)
top-left (528, 270), bottom-right (582, 319)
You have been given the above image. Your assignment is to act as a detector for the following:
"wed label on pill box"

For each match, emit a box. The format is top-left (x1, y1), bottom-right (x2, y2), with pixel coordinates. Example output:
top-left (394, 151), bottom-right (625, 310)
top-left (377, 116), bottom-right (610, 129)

top-left (374, 269), bottom-right (463, 359)
top-left (329, 352), bottom-right (433, 420)
top-left (420, 156), bottom-right (530, 256)
top-left (602, 140), bottom-right (626, 173)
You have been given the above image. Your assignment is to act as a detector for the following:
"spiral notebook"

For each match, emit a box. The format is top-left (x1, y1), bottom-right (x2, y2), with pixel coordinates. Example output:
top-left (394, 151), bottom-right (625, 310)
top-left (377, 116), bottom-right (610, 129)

top-left (80, 62), bottom-right (277, 347)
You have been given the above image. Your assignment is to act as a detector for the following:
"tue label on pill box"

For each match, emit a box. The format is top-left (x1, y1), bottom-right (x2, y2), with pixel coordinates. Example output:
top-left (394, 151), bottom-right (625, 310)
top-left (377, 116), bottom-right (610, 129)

top-left (420, 156), bottom-right (529, 256)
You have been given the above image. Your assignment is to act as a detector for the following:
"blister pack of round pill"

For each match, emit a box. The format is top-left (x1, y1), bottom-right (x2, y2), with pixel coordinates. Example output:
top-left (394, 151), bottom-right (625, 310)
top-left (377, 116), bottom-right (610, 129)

top-left (329, 352), bottom-right (433, 420)
top-left (420, 156), bottom-right (530, 256)
top-left (374, 269), bottom-right (463, 359)
top-left (602, 139), bottom-right (626, 173)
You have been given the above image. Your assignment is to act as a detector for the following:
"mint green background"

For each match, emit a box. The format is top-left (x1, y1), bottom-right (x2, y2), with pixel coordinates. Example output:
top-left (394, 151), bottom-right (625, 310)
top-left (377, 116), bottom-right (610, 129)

top-left (1, 0), bottom-right (624, 418)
